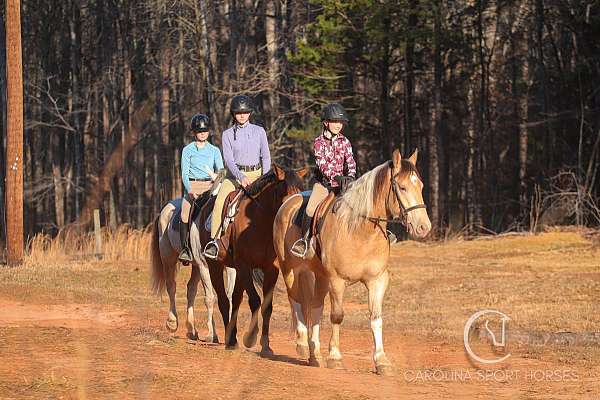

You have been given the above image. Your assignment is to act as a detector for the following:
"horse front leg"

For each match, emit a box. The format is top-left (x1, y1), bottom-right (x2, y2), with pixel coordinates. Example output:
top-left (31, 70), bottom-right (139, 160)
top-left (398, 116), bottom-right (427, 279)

top-left (225, 266), bottom-right (236, 320)
top-left (165, 265), bottom-right (178, 333)
top-left (327, 277), bottom-right (346, 369)
top-left (242, 267), bottom-right (262, 349)
top-left (258, 266), bottom-right (279, 356)
top-left (198, 262), bottom-right (219, 343)
top-left (225, 270), bottom-right (245, 349)
top-left (185, 265), bottom-right (201, 341)
top-left (366, 269), bottom-right (393, 375)
top-left (308, 274), bottom-right (329, 367)
top-left (208, 262), bottom-right (230, 342)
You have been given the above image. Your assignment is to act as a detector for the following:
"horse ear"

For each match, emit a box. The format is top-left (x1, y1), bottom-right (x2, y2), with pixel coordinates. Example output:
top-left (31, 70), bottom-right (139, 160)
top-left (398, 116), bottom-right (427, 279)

top-left (408, 148), bottom-right (418, 165)
top-left (296, 167), bottom-right (309, 179)
top-left (392, 149), bottom-right (402, 171)
top-left (272, 164), bottom-right (286, 180)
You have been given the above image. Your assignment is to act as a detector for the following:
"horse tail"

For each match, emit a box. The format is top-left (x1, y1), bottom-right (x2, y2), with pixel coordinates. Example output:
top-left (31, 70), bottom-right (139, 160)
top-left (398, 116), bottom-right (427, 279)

top-left (150, 215), bottom-right (166, 295)
top-left (298, 269), bottom-right (315, 332)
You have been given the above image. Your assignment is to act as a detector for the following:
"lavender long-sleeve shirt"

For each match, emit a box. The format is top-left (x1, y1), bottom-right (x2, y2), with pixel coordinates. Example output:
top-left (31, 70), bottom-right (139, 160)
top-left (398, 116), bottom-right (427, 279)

top-left (221, 122), bottom-right (271, 181)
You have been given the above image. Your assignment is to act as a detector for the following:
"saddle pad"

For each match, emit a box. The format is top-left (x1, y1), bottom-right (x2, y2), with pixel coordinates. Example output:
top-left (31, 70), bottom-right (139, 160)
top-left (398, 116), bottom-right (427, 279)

top-left (172, 193), bottom-right (213, 230)
top-left (293, 192), bottom-right (311, 228)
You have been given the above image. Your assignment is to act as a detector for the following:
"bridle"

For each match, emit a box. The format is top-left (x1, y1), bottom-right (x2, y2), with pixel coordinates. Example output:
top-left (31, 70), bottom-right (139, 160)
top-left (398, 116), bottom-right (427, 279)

top-left (363, 168), bottom-right (426, 227)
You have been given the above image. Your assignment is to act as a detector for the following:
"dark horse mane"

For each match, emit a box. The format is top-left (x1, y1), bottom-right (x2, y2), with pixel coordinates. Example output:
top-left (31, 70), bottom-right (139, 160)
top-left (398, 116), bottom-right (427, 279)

top-left (244, 166), bottom-right (304, 197)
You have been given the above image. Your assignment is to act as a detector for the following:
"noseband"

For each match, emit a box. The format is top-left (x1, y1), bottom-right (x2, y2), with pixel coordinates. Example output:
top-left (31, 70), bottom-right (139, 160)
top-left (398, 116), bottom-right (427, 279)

top-left (364, 169), bottom-right (426, 227)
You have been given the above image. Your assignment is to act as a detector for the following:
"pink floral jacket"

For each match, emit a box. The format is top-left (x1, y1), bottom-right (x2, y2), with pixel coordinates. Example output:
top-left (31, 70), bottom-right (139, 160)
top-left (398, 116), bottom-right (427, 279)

top-left (313, 132), bottom-right (357, 187)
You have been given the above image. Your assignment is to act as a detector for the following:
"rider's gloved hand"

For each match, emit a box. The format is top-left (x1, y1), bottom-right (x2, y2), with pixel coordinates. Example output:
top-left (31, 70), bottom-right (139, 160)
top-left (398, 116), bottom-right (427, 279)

top-left (333, 175), bottom-right (354, 192)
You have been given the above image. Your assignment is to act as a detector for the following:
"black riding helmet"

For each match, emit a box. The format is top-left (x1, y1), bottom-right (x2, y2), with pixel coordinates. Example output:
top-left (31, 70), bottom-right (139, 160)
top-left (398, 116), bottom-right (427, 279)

top-left (190, 113), bottom-right (210, 133)
top-left (230, 95), bottom-right (254, 116)
top-left (321, 103), bottom-right (349, 122)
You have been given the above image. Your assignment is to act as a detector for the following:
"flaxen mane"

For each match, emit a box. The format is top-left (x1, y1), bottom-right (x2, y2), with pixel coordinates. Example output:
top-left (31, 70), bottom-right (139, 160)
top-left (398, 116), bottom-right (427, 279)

top-left (337, 159), bottom-right (420, 231)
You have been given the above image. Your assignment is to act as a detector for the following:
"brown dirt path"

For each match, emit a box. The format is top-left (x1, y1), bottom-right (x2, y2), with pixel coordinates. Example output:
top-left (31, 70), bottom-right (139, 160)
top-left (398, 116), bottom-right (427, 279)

top-left (0, 295), bottom-right (598, 399)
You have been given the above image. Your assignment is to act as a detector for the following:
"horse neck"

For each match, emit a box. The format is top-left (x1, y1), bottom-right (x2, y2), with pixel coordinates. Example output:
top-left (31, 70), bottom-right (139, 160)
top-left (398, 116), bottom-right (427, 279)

top-left (244, 182), bottom-right (279, 219)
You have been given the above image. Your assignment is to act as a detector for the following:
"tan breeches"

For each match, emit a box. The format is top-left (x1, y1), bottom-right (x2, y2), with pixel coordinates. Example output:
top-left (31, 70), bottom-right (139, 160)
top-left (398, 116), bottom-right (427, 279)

top-left (210, 169), bottom-right (262, 237)
top-left (181, 180), bottom-right (212, 223)
top-left (306, 182), bottom-right (329, 217)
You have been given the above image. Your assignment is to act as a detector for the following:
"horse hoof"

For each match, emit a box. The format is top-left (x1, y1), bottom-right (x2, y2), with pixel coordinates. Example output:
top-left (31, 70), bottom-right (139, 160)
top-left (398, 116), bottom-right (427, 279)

top-left (225, 342), bottom-right (239, 350)
top-left (296, 344), bottom-right (309, 358)
top-left (375, 363), bottom-right (395, 376)
top-left (243, 330), bottom-right (258, 348)
top-left (186, 331), bottom-right (199, 341)
top-left (165, 319), bottom-right (178, 333)
top-left (326, 358), bottom-right (344, 370)
top-left (260, 347), bottom-right (274, 358)
top-left (308, 357), bottom-right (323, 367)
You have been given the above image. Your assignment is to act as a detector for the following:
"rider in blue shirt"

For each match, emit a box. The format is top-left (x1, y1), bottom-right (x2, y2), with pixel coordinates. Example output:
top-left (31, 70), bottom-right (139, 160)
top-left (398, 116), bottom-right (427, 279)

top-left (178, 114), bottom-right (224, 264)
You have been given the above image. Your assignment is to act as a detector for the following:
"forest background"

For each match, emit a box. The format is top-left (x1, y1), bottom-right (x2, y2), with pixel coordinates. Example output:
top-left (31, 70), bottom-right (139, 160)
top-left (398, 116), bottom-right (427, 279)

top-left (1, 0), bottom-right (599, 243)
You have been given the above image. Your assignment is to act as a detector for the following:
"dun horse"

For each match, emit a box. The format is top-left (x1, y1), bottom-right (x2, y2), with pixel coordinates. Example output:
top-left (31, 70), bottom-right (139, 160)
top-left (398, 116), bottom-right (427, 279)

top-left (199, 165), bottom-right (307, 354)
top-left (150, 174), bottom-right (236, 343)
top-left (273, 149), bottom-right (431, 375)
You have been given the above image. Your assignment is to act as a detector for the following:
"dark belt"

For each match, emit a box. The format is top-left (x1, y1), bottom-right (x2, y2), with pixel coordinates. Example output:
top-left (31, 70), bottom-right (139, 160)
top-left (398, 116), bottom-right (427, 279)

top-left (236, 163), bottom-right (261, 172)
top-left (189, 178), bottom-right (211, 182)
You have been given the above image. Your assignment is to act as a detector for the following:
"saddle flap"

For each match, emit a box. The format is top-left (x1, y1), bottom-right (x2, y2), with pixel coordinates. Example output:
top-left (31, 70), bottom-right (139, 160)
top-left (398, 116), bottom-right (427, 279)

top-left (312, 192), bottom-right (335, 237)
top-left (223, 190), bottom-right (242, 219)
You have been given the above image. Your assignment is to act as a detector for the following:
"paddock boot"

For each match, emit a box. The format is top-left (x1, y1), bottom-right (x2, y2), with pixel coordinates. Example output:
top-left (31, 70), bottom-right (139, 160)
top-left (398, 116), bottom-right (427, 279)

top-left (291, 214), bottom-right (313, 258)
top-left (178, 221), bottom-right (193, 265)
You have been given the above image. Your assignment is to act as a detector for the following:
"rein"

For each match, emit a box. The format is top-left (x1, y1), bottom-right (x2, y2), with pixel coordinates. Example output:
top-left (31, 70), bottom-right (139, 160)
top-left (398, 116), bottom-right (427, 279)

top-left (362, 169), bottom-right (426, 227)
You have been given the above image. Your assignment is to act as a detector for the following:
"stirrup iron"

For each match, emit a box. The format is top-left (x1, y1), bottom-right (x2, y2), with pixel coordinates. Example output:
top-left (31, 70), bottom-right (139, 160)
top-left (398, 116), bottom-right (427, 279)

top-left (203, 240), bottom-right (219, 260)
top-left (290, 238), bottom-right (308, 258)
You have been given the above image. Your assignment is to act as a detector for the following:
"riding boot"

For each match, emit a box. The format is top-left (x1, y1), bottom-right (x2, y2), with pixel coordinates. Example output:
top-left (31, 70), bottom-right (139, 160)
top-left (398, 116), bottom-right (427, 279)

top-left (178, 221), bottom-right (193, 265)
top-left (291, 214), bottom-right (313, 258)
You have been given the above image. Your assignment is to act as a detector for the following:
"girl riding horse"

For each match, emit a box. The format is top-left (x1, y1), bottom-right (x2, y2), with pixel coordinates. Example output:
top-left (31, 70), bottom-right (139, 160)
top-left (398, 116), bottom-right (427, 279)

top-left (291, 102), bottom-right (357, 258)
top-left (178, 114), bottom-right (224, 264)
top-left (203, 94), bottom-right (272, 260)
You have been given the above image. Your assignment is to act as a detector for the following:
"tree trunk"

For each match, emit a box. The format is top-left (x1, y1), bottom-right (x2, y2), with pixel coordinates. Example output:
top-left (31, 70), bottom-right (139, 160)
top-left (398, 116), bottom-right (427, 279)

top-left (5, 0), bottom-right (24, 265)
top-left (379, 15), bottom-right (392, 160)
top-left (265, 0), bottom-right (279, 125)
top-left (0, 16), bottom-right (7, 245)
top-left (428, 0), bottom-right (442, 232)
top-left (404, 0), bottom-right (418, 154)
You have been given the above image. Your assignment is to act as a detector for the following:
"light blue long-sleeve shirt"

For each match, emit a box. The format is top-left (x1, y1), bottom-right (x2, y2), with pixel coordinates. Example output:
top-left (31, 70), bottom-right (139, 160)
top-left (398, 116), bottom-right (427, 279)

top-left (221, 122), bottom-right (271, 181)
top-left (181, 142), bottom-right (224, 193)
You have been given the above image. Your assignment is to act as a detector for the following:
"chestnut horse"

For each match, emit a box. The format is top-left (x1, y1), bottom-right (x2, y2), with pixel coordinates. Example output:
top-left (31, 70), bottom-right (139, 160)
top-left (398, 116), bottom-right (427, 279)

top-left (273, 149), bottom-right (431, 375)
top-left (199, 164), bottom-right (307, 354)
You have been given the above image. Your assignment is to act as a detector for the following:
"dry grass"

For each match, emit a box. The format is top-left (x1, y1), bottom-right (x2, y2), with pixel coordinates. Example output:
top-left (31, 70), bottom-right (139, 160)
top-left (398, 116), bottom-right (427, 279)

top-left (341, 230), bottom-right (600, 364)
top-left (26, 225), bottom-right (152, 265)
top-left (7, 227), bottom-right (600, 365)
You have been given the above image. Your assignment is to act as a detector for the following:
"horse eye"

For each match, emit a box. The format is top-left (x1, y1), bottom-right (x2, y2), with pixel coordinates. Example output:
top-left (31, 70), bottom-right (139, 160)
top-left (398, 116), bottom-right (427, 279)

top-left (400, 186), bottom-right (407, 192)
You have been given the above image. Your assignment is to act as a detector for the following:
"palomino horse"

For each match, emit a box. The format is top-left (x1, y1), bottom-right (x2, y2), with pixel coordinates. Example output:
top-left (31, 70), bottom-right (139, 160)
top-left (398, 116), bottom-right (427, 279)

top-left (150, 175), bottom-right (236, 342)
top-left (199, 164), bottom-right (307, 354)
top-left (273, 149), bottom-right (431, 375)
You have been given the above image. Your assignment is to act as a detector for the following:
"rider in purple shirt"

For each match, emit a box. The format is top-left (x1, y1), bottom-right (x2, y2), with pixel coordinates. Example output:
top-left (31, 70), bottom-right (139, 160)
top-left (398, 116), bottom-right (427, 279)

top-left (221, 120), bottom-right (271, 182)
top-left (203, 95), bottom-right (272, 259)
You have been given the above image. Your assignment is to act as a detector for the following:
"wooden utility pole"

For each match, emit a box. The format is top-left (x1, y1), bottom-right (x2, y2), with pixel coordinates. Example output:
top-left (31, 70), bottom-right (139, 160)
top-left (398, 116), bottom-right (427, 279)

top-left (5, 0), bottom-right (24, 266)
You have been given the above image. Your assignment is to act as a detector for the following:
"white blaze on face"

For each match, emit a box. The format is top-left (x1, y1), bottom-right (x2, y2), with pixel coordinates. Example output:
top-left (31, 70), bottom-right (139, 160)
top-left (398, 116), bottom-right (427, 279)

top-left (410, 172), bottom-right (418, 186)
